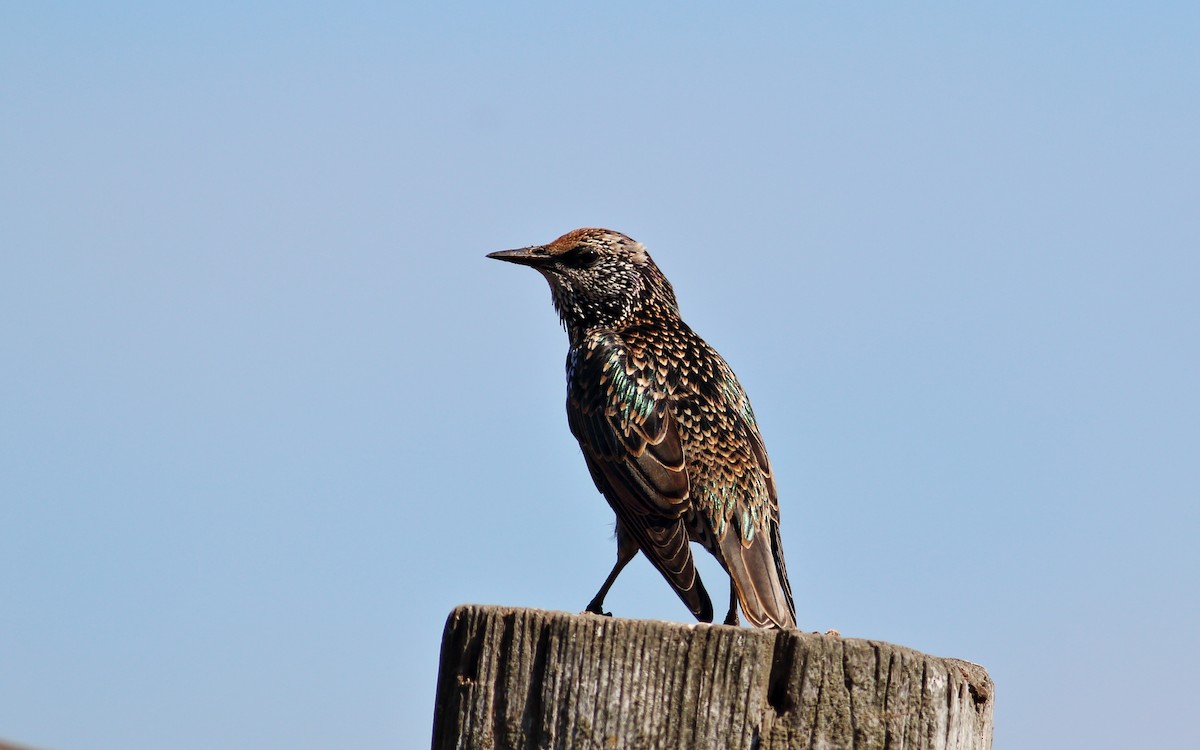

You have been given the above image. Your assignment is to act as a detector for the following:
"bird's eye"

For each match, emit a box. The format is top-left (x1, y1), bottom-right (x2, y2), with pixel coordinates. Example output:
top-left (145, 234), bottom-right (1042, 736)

top-left (565, 246), bottom-right (599, 266)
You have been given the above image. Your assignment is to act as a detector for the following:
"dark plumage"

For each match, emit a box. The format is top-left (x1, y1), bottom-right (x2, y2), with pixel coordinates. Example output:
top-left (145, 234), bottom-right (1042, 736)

top-left (488, 228), bottom-right (796, 629)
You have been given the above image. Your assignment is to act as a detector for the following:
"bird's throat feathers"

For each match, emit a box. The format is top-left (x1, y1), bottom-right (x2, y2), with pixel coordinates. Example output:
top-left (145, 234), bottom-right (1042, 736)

top-left (543, 252), bottom-right (680, 341)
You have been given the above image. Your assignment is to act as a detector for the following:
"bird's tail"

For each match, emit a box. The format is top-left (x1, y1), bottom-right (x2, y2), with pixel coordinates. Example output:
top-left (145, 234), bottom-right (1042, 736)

top-left (720, 518), bottom-right (796, 629)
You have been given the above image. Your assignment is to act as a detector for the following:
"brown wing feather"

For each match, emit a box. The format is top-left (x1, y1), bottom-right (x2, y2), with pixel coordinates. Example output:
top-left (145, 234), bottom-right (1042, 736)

top-left (568, 337), bottom-right (714, 622)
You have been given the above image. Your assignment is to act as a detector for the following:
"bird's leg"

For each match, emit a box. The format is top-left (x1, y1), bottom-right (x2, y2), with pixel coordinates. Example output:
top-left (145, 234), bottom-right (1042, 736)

top-left (723, 580), bottom-right (740, 626)
top-left (585, 531), bottom-right (639, 617)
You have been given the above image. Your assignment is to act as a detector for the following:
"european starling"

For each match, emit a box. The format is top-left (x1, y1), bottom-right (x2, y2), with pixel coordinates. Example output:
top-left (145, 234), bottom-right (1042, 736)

top-left (488, 228), bottom-right (796, 629)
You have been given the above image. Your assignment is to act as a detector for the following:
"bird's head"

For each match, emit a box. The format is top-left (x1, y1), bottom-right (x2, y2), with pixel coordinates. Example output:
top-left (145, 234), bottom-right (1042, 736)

top-left (488, 228), bottom-right (676, 335)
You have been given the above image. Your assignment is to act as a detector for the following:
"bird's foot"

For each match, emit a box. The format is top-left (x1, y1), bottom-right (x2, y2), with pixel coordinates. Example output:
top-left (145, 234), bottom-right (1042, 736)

top-left (584, 601), bottom-right (613, 617)
top-left (723, 610), bottom-right (740, 627)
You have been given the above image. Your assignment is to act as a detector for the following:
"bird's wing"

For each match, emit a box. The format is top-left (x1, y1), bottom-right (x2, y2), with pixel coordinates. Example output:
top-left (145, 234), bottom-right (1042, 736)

top-left (694, 361), bottom-right (797, 629)
top-left (566, 334), bottom-right (713, 622)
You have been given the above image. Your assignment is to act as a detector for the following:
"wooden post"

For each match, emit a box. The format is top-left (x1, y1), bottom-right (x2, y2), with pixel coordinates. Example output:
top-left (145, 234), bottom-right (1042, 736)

top-left (431, 605), bottom-right (993, 750)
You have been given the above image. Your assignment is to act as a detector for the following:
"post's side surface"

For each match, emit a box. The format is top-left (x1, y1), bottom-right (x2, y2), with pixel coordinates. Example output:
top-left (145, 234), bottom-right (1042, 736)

top-left (430, 604), bottom-right (993, 750)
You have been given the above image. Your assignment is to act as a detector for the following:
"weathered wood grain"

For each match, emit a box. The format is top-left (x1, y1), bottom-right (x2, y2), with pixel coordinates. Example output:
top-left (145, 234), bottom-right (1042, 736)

top-left (431, 605), bottom-right (992, 750)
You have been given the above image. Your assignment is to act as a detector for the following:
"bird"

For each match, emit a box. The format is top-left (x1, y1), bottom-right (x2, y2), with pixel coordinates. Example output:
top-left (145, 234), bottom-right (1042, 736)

top-left (488, 228), bottom-right (796, 629)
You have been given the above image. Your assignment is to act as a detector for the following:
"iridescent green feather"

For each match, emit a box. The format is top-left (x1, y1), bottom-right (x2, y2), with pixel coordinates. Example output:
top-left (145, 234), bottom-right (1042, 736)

top-left (606, 355), bottom-right (658, 423)
top-left (717, 369), bottom-right (758, 428)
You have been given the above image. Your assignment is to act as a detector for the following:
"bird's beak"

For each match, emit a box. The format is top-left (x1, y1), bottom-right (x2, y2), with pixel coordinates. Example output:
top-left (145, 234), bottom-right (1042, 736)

top-left (486, 245), bottom-right (553, 267)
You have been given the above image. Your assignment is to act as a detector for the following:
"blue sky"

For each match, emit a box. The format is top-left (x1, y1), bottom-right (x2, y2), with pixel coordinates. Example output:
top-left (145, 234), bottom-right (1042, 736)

top-left (2, 3), bottom-right (1197, 748)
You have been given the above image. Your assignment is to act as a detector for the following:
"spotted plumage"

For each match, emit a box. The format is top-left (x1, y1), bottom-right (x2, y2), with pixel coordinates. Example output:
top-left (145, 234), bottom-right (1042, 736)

top-left (488, 228), bottom-right (796, 628)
